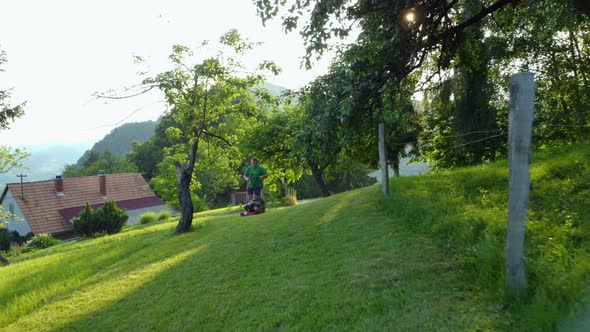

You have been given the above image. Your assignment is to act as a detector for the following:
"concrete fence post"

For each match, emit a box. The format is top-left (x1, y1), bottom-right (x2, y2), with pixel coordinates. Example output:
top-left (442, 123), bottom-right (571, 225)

top-left (506, 72), bottom-right (535, 296)
top-left (379, 123), bottom-right (389, 196)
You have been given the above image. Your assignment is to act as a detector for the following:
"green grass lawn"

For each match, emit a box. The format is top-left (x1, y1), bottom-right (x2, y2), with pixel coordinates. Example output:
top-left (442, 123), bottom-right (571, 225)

top-left (1, 141), bottom-right (588, 331)
top-left (1, 188), bottom-right (515, 331)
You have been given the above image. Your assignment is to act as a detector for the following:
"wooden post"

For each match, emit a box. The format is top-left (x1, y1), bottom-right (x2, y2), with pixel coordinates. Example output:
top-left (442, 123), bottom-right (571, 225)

top-left (506, 72), bottom-right (535, 296)
top-left (379, 123), bottom-right (389, 195)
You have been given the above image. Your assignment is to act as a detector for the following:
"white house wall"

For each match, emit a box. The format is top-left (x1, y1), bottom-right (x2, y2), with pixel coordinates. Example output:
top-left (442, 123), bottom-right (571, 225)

top-left (126, 205), bottom-right (177, 225)
top-left (1, 189), bottom-right (32, 236)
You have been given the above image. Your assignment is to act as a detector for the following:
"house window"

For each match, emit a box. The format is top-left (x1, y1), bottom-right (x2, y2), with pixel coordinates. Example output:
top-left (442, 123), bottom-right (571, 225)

top-left (9, 203), bottom-right (14, 215)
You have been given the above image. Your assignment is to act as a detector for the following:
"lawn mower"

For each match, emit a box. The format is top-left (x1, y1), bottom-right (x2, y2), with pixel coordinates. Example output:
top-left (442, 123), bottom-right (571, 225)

top-left (240, 198), bottom-right (266, 216)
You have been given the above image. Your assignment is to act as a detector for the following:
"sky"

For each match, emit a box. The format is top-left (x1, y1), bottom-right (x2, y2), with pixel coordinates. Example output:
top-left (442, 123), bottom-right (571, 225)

top-left (0, 0), bottom-right (334, 146)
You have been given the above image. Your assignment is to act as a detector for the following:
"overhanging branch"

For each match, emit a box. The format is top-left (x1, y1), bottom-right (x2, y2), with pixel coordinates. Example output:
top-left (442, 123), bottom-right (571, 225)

top-left (434, 0), bottom-right (521, 44)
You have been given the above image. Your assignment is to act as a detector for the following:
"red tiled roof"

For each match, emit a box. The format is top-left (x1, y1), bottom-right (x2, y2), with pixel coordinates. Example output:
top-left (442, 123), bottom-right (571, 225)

top-left (3, 173), bottom-right (164, 236)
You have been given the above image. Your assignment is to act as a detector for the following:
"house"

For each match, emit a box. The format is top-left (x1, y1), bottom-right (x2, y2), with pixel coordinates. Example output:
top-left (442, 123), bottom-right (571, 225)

top-left (230, 181), bottom-right (248, 206)
top-left (0, 172), bottom-right (174, 240)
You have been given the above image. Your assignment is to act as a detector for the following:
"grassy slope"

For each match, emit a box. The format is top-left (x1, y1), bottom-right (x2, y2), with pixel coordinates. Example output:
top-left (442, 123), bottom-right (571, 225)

top-left (1, 141), bottom-right (588, 331)
top-left (1, 191), bottom-right (511, 331)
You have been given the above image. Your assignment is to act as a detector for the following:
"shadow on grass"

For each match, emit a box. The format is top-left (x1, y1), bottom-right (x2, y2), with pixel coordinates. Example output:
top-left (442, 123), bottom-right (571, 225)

top-left (0, 222), bottom-right (212, 328)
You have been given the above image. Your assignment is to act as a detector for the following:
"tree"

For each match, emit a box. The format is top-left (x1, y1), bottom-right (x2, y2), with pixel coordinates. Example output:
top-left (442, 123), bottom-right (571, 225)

top-left (241, 99), bottom-right (305, 198)
top-left (0, 48), bottom-right (29, 175)
top-left (0, 49), bottom-right (25, 131)
top-left (294, 64), bottom-right (356, 197)
top-left (257, 0), bottom-right (523, 76)
top-left (0, 48), bottom-right (27, 265)
top-left (63, 149), bottom-right (137, 177)
top-left (128, 113), bottom-right (181, 180)
top-left (104, 30), bottom-right (278, 233)
top-left (256, 0), bottom-right (590, 149)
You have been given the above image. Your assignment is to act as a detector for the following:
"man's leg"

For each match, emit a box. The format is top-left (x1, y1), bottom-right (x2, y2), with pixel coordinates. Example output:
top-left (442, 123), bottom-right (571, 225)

top-left (253, 187), bottom-right (261, 200)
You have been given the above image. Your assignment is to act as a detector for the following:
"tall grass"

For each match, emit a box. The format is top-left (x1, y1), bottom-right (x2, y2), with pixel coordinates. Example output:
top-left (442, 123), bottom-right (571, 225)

top-left (381, 141), bottom-right (590, 329)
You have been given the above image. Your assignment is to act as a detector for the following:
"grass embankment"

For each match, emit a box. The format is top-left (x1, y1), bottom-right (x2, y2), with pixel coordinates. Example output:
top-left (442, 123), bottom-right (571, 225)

top-left (383, 141), bottom-right (589, 329)
top-left (1, 141), bottom-right (588, 331)
top-left (1, 196), bottom-right (511, 330)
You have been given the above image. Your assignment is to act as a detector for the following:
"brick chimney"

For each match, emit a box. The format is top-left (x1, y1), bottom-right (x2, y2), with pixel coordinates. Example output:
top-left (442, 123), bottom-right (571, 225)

top-left (55, 175), bottom-right (64, 196)
top-left (99, 170), bottom-right (107, 198)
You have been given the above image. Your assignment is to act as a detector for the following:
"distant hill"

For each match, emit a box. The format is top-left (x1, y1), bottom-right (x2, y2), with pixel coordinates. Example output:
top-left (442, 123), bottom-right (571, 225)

top-left (0, 143), bottom-right (91, 189)
top-left (76, 121), bottom-right (157, 165)
top-left (262, 82), bottom-right (289, 96)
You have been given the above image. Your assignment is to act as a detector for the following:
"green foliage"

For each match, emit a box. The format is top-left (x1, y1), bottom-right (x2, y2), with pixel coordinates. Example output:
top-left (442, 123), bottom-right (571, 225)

top-left (73, 201), bottom-right (129, 237)
top-left (149, 152), bottom-right (208, 213)
top-left (139, 212), bottom-right (157, 225)
top-left (128, 115), bottom-right (181, 180)
top-left (157, 211), bottom-right (171, 221)
top-left (257, 0), bottom-right (589, 173)
top-left (0, 229), bottom-right (32, 252)
top-left (0, 146), bottom-right (30, 174)
top-left (292, 165), bottom-right (377, 200)
top-left (72, 203), bottom-right (94, 237)
top-left (64, 149), bottom-right (138, 177)
top-left (0, 228), bottom-right (10, 251)
top-left (11, 231), bottom-right (32, 246)
top-left (23, 234), bottom-right (61, 251)
top-left (419, 18), bottom-right (505, 169)
top-left (240, 101), bottom-right (304, 197)
top-left (0, 49), bottom-right (25, 131)
top-left (94, 201), bottom-right (129, 235)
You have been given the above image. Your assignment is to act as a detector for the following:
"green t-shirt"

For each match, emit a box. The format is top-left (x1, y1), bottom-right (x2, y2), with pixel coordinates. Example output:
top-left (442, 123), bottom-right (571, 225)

top-left (244, 165), bottom-right (268, 189)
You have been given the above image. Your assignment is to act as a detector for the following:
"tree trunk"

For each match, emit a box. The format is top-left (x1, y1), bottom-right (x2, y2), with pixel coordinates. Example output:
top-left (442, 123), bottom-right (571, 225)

top-left (175, 164), bottom-right (194, 233)
top-left (393, 158), bottom-right (400, 177)
top-left (0, 253), bottom-right (9, 266)
top-left (175, 135), bottom-right (201, 233)
top-left (309, 162), bottom-right (330, 197)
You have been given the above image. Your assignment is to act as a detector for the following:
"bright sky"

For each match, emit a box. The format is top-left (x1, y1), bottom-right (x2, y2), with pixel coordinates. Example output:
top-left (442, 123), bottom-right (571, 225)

top-left (0, 0), bottom-right (333, 146)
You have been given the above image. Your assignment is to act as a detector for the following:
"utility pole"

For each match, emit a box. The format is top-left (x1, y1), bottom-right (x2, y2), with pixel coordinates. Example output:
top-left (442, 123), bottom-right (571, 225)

top-left (16, 174), bottom-right (27, 199)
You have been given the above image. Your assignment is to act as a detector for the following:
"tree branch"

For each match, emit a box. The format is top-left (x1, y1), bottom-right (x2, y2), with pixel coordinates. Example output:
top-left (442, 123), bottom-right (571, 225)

top-left (93, 85), bottom-right (157, 100)
top-left (201, 130), bottom-right (233, 146)
top-left (434, 0), bottom-right (521, 45)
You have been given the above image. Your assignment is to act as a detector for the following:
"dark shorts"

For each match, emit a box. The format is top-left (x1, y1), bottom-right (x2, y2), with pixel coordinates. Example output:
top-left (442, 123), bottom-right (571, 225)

top-left (247, 186), bottom-right (262, 196)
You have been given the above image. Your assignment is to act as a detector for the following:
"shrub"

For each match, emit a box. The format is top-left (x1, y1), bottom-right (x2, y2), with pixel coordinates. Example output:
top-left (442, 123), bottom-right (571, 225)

top-left (95, 201), bottom-right (128, 234)
top-left (73, 201), bottom-right (128, 237)
top-left (139, 212), bottom-right (157, 224)
top-left (25, 234), bottom-right (61, 251)
top-left (11, 231), bottom-right (33, 246)
top-left (0, 229), bottom-right (32, 252)
top-left (157, 210), bottom-right (171, 221)
top-left (0, 228), bottom-right (10, 251)
top-left (73, 203), bottom-right (95, 236)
